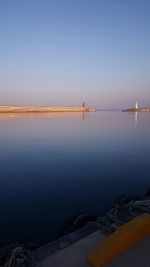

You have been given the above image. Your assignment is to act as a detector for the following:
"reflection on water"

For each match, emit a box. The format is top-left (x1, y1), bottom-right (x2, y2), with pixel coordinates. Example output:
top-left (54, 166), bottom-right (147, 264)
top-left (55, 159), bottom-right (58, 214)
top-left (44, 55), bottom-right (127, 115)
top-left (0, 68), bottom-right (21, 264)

top-left (0, 112), bottom-right (88, 121)
top-left (0, 111), bottom-right (150, 246)
top-left (135, 112), bottom-right (138, 126)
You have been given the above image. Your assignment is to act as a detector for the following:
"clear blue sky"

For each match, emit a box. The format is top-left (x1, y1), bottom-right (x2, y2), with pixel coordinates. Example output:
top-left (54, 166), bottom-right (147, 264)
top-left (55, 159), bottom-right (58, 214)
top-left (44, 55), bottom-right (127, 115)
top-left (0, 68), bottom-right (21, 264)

top-left (0, 0), bottom-right (150, 108)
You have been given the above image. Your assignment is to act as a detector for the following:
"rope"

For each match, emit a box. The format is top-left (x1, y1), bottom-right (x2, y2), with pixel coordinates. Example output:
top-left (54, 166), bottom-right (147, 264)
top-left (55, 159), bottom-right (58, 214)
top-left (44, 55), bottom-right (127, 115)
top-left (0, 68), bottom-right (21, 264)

top-left (4, 247), bottom-right (26, 267)
top-left (105, 199), bottom-right (150, 226)
top-left (0, 245), bottom-right (39, 267)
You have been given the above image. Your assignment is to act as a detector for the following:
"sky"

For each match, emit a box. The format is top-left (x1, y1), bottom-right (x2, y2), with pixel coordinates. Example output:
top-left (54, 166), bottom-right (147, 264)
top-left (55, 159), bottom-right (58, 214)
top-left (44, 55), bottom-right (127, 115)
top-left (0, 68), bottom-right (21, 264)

top-left (0, 0), bottom-right (150, 109)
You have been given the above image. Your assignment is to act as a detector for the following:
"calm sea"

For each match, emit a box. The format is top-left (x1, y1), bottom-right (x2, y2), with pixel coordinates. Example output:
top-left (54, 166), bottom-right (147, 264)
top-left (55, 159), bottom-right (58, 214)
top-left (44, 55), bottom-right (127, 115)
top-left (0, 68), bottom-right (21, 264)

top-left (0, 111), bottom-right (150, 247)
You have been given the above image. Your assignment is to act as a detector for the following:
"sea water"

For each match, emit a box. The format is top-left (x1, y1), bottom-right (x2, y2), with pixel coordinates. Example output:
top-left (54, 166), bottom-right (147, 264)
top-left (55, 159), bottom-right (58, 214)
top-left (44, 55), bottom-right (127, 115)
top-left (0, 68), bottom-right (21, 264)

top-left (0, 111), bottom-right (150, 246)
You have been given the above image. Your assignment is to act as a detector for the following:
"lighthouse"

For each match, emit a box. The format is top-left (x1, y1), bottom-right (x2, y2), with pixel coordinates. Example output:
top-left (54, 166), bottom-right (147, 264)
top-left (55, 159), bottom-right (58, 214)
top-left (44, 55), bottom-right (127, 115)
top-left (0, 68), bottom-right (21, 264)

top-left (135, 101), bottom-right (138, 110)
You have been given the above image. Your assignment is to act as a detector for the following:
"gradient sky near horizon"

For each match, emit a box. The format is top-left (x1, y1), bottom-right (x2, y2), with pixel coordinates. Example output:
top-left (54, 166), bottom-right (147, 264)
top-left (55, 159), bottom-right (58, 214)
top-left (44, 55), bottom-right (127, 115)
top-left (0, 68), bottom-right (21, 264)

top-left (0, 0), bottom-right (150, 109)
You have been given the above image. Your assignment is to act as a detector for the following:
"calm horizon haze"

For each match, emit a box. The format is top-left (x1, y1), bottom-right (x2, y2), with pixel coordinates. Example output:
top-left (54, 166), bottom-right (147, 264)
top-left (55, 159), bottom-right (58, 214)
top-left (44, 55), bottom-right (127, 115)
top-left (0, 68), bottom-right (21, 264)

top-left (0, 0), bottom-right (150, 109)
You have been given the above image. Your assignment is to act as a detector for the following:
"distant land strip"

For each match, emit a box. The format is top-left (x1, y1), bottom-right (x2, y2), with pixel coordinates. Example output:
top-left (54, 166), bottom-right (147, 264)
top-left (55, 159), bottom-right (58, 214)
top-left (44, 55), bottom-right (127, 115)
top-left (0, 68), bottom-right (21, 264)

top-left (122, 108), bottom-right (150, 112)
top-left (0, 106), bottom-right (96, 113)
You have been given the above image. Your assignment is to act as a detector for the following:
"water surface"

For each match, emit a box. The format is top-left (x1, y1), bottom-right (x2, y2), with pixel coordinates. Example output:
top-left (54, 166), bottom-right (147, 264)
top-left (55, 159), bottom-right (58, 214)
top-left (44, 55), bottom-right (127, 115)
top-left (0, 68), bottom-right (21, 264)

top-left (0, 111), bottom-right (150, 246)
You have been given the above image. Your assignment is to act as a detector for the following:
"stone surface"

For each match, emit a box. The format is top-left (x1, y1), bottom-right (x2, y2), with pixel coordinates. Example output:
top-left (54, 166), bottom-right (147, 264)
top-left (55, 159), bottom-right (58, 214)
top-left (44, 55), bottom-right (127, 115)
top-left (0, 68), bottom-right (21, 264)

top-left (38, 230), bottom-right (105, 267)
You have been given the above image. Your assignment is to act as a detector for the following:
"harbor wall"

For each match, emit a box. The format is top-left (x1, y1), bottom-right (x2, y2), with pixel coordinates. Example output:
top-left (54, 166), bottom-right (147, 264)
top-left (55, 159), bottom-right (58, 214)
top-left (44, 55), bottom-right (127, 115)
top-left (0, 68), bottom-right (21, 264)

top-left (0, 106), bottom-right (96, 113)
top-left (123, 108), bottom-right (150, 112)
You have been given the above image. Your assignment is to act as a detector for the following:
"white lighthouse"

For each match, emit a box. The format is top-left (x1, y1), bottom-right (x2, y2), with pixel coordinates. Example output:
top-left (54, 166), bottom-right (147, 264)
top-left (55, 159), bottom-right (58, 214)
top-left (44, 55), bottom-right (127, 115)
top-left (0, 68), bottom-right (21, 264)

top-left (135, 101), bottom-right (138, 110)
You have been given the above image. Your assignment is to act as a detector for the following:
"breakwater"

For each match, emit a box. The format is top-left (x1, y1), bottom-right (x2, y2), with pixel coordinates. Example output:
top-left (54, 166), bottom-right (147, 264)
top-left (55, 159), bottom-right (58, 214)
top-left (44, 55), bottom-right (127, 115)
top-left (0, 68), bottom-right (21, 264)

top-left (0, 106), bottom-right (96, 113)
top-left (122, 108), bottom-right (150, 112)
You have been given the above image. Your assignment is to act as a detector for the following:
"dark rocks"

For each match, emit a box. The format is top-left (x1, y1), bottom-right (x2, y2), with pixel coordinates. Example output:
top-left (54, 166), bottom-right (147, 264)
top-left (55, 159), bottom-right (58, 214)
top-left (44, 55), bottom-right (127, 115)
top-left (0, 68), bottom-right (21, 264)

top-left (114, 194), bottom-right (134, 205)
top-left (114, 194), bottom-right (142, 206)
top-left (61, 213), bottom-right (97, 236)
top-left (145, 188), bottom-right (150, 198)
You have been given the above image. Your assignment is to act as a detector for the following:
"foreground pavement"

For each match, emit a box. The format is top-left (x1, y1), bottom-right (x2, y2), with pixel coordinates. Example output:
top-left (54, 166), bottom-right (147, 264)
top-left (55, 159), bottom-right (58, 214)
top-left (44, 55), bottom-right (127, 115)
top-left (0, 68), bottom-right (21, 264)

top-left (37, 234), bottom-right (150, 267)
top-left (27, 214), bottom-right (150, 267)
top-left (38, 230), bottom-right (105, 267)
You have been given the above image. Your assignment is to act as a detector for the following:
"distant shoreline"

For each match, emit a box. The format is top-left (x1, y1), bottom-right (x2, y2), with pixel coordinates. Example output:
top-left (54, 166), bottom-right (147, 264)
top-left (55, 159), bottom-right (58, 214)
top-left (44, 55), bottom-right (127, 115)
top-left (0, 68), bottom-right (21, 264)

top-left (122, 108), bottom-right (150, 112)
top-left (0, 105), bottom-right (96, 113)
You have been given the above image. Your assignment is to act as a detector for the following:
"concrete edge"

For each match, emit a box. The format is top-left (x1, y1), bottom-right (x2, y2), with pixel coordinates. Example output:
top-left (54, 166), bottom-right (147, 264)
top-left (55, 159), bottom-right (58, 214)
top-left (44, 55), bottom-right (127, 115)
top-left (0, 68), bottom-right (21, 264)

top-left (25, 221), bottom-right (102, 266)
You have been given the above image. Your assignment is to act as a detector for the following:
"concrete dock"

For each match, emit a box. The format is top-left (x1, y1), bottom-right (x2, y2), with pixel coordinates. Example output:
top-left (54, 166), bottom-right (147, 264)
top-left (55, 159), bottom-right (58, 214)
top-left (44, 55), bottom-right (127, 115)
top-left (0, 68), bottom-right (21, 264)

top-left (28, 231), bottom-right (150, 267)
top-left (37, 230), bottom-right (105, 267)
top-left (27, 215), bottom-right (150, 267)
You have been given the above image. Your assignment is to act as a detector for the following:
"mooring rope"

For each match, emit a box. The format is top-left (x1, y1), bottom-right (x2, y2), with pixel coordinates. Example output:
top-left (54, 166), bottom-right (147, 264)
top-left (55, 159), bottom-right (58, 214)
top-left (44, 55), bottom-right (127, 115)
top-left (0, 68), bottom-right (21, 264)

top-left (0, 245), bottom-right (39, 267)
top-left (105, 199), bottom-right (150, 226)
